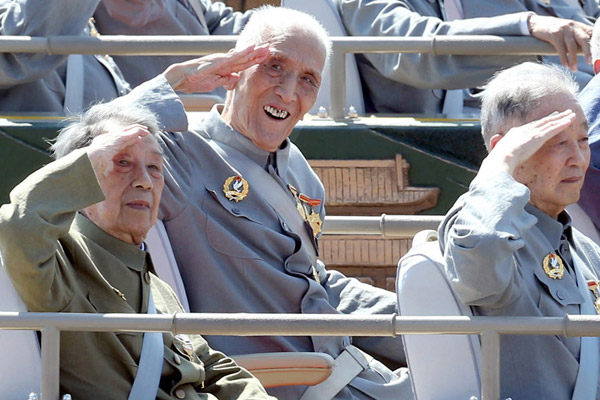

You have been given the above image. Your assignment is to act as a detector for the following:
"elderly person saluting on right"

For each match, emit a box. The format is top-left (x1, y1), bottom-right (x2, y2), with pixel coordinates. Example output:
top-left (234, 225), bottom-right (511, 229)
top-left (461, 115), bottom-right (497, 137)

top-left (439, 61), bottom-right (600, 399)
top-left (0, 46), bottom-right (274, 399)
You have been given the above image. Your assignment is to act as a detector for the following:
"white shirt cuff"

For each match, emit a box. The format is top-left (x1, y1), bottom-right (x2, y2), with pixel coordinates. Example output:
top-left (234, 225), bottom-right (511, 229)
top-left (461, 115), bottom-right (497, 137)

top-left (519, 13), bottom-right (532, 36)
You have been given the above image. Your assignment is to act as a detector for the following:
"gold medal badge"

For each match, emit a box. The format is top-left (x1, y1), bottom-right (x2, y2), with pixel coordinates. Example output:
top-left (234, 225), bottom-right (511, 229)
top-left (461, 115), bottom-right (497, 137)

top-left (587, 281), bottom-right (600, 315)
top-left (542, 253), bottom-right (565, 280)
top-left (223, 176), bottom-right (249, 202)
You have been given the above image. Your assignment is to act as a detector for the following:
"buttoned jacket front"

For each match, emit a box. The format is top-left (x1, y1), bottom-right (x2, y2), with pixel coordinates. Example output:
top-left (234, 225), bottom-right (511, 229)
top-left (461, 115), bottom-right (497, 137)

top-left (119, 76), bottom-right (414, 399)
top-left (439, 168), bottom-right (600, 399)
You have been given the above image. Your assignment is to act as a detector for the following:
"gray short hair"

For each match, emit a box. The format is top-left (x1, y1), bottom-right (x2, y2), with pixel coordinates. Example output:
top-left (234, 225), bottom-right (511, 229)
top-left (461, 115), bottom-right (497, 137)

top-left (592, 19), bottom-right (600, 62)
top-left (50, 102), bottom-right (160, 159)
top-left (480, 62), bottom-right (579, 150)
top-left (235, 5), bottom-right (332, 66)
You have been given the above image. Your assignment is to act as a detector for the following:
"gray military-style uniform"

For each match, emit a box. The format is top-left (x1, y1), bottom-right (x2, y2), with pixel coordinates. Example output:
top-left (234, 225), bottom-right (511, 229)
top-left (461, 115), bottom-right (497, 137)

top-left (439, 167), bottom-right (600, 399)
top-left (334, 0), bottom-right (596, 115)
top-left (94, 0), bottom-right (252, 88)
top-left (117, 75), bottom-right (414, 399)
top-left (0, 0), bottom-right (129, 114)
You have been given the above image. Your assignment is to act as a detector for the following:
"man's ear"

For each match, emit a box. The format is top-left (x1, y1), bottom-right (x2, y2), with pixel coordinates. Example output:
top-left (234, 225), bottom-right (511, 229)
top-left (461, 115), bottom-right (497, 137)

top-left (594, 59), bottom-right (600, 75)
top-left (489, 134), bottom-right (504, 151)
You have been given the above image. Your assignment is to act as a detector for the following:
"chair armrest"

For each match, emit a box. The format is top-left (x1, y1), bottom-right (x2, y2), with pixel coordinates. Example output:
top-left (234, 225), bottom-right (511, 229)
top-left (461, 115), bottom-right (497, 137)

top-left (179, 94), bottom-right (223, 111)
top-left (232, 352), bottom-right (334, 388)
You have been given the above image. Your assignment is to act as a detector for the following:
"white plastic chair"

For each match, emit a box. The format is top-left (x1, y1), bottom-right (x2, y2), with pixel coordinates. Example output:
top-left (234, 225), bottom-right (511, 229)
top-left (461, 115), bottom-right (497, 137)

top-left (0, 254), bottom-right (42, 397)
top-left (281, 0), bottom-right (365, 116)
top-left (146, 220), bottom-right (334, 388)
top-left (396, 230), bottom-right (482, 400)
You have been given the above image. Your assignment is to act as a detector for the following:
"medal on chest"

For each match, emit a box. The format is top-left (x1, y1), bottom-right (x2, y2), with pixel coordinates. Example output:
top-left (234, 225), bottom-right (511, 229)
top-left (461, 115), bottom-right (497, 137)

top-left (288, 185), bottom-right (323, 238)
top-left (542, 252), bottom-right (565, 280)
top-left (587, 281), bottom-right (600, 315)
top-left (223, 175), bottom-right (249, 202)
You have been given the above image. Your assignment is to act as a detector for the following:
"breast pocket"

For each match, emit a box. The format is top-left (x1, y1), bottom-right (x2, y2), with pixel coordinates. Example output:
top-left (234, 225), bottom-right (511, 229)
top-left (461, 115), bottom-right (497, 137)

top-left (87, 291), bottom-right (141, 367)
top-left (202, 188), bottom-right (267, 259)
top-left (533, 267), bottom-right (584, 309)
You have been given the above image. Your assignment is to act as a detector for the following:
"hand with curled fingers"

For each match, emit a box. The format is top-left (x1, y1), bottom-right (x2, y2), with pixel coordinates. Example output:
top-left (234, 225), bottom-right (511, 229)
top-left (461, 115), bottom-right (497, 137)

top-left (86, 125), bottom-right (152, 179)
top-left (483, 109), bottom-right (577, 176)
top-left (528, 15), bottom-right (592, 72)
top-left (162, 44), bottom-right (270, 93)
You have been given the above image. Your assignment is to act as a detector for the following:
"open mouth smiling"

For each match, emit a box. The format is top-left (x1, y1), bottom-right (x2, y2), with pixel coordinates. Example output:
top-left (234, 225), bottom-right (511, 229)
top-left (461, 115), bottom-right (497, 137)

top-left (264, 105), bottom-right (289, 120)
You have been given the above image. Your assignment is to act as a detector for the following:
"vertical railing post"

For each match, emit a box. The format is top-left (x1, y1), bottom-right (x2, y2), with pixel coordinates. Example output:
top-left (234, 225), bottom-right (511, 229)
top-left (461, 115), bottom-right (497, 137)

top-left (329, 47), bottom-right (346, 120)
top-left (481, 330), bottom-right (501, 400)
top-left (41, 326), bottom-right (60, 400)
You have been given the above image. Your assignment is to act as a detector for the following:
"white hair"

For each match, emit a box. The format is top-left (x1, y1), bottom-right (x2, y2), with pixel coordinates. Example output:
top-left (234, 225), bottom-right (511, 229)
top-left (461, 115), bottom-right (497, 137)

top-left (235, 5), bottom-right (332, 66)
top-left (50, 102), bottom-right (160, 159)
top-left (480, 62), bottom-right (579, 150)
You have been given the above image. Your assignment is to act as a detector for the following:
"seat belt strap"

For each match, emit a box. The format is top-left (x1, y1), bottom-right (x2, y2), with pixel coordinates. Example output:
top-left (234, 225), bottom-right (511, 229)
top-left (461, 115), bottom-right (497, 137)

top-left (187, 0), bottom-right (209, 32)
top-left (64, 55), bottom-right (84, 115)
top-left (571, 250), bottom-right (599, 400)
top-left (299, 345), bottom-right (371, 400)
top-left (128, 290), bottom-right (164, 400)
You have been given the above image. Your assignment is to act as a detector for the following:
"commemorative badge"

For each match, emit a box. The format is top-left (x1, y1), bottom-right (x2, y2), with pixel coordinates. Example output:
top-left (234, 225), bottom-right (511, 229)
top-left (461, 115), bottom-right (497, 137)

top-left (223, 176), bottom-right (249, 202)
top-left (299, 194), bottom-right (323, 237)
top-left (288, 185), bottom-right (323, 238)
top-left (587, 281), bottom-right (600, 315)
top-left (542, 252), bottom-right (565, 280)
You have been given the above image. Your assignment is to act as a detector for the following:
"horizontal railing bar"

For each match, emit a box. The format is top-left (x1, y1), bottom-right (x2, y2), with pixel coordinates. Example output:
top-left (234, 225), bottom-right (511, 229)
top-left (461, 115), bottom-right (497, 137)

top-left (331, 35), bottom-right (558, 56)
top-left (0, 35), bottom-right (559, 56)
top-left (322, 214), bottom-right (443, 236)
top-left (1, 313), bottom-right (599, 337)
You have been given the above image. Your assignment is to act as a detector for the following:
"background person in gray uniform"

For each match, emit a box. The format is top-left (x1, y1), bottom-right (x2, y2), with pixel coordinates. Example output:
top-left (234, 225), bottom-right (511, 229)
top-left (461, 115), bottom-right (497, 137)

top-left (334, 0), bottom-right (593, 115)
top-left (94, 0), bottom-right (253, 88)
top-left (0, 0), bottom-right (130, 114)
top-left (577, 19), bottom-right (600, 238)
top-left (439, 62), bottom-right (600, 398)
top-left (119, 6), bottom-right (414, 400)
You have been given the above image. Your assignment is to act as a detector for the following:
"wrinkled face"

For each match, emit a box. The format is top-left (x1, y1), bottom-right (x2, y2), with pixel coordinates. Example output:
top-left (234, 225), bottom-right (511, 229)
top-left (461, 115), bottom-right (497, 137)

top-left (84, 132), bottom-right (164, 245)
top-left (222, 29), bottom-right (326, 151)
top-left (513, 93), bottom-right (590, 218)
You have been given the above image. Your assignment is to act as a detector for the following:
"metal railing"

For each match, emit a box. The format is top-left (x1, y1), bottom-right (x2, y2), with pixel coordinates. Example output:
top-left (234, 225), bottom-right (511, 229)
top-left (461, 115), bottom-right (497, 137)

top-left (0, 35), bottom-right (559, 118)
top-left (322, 214), bottom-right (443, 236)
top-left (3, 311), bottom-right (600, 400)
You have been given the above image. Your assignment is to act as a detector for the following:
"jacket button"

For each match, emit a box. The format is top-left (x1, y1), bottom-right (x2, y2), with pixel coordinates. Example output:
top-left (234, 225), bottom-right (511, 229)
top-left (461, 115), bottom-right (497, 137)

top-left (144, 271), bottom-right (151, 284)
top-left (174, 354), bottom-right (182, 365)
top-left (175, 389), bottom-right (186, 399)
top-left (556, 290), bottom-right (564, 300)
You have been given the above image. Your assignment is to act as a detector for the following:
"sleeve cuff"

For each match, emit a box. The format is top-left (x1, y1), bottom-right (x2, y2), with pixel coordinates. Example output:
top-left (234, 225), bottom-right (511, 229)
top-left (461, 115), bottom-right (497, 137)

top-left (519, 12), bottom-right (533, 36)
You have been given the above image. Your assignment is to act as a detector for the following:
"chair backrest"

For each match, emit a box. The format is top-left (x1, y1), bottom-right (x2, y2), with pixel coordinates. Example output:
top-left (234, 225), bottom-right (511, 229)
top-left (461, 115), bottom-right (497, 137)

top-left (281, 0), bottom-right (365, 116)
top-left (0, 254), bottom-right (42, 397)
top-left (145, 220), bottom-right (190, 312)
top-left (396, 230), bottom-right (482, 400)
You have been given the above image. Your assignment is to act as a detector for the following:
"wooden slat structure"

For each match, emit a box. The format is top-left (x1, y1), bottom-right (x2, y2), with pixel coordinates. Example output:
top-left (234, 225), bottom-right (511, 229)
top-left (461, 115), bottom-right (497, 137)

top-left (310, 155), bottom-right (439, 215)
top-left (311, 155), bottom-right (440, 289)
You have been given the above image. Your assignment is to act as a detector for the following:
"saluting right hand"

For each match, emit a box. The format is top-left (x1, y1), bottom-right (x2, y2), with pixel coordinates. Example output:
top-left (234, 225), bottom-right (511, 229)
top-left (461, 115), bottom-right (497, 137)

top-left (483, 109), bottom-right (577, 176)
top-left (86, 124), bottom-right (152, 179)
top-left (162, 44), bottom-right (270, 93)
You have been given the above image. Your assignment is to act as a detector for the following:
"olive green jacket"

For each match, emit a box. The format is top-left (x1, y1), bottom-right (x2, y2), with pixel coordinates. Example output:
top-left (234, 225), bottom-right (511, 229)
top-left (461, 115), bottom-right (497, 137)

top-left (0, 149), bottom-right (273, 399)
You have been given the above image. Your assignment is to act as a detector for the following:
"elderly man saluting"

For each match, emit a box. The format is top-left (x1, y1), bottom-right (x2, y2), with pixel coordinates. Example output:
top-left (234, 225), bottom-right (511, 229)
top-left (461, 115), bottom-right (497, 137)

top-left (0, 48), bottom-right (275, 399)
top-left (116, 5), bottom-right (413, 400)
top-left (439, 61), bottom-right (600, 399)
